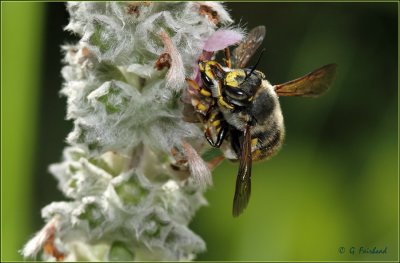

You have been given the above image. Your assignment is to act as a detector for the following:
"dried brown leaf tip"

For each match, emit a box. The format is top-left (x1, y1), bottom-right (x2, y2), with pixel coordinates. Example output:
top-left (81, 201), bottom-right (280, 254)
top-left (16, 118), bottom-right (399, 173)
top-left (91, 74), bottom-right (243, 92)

top-left (170, 146), bottom-right (189, 173)
top-left (182, 142), bottom-right (212, 189)
top-left (154, 53), bottom-right (172, 70)
top-left (127, 2), bottom-right (151, 16)
top-left (199, 5), bottom-right (220, 25)
top-left (43, 227), bottom-right (64, 261)
top-left (158, 30), bottom-right (185, 87)
top-left (81, 46), bottom-right (90, 57)
top-left (22, 216), bottom-right (64, 260)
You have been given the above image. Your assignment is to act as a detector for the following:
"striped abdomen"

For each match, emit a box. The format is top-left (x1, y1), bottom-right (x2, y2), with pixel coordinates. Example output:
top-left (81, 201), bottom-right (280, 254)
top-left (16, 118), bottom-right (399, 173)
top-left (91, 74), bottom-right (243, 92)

top-left (250, 121), bottom-right (285, 161)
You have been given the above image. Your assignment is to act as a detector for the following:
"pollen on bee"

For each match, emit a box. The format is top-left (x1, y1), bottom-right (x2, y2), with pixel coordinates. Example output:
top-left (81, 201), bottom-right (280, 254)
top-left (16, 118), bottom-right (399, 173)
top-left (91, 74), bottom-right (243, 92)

top-left (225, 71), bottom-right (245, 88)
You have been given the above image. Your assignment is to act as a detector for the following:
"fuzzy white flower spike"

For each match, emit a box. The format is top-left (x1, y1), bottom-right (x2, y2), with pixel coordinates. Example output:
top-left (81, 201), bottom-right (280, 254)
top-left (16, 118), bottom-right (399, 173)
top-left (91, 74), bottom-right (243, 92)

top-left (23, 2), bottom-right (241, 261)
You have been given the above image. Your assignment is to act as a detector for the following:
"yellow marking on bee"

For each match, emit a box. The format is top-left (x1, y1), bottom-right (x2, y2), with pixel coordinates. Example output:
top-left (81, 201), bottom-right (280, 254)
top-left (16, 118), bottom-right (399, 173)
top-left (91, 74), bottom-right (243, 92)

top-left (200, 89), bottom-right (211, 97)
top-left (197, 103), bottom-right (208, 112)
top-left (210, 113), bottom-right (218, 121)
top-left (248, 96), bottom-right (253, 101)
top-left (218, 96), bottom-right (234, 109)
top-left (251, 138), bottom-right (258, 147)
top-left (199, 62), bottom-right (205, 71)
top-left (225, 71), bottom-right (246, 87)
top-left (205, 67), bottom-right (214, 80)
top-left (205, 61), bottom-right (220, 67)
top-left (203, 61), bottom-right (223, 79)
top-left (216, 127), bottom-right (221, 132)
top-left (212, 120), bottom-right (221, 127)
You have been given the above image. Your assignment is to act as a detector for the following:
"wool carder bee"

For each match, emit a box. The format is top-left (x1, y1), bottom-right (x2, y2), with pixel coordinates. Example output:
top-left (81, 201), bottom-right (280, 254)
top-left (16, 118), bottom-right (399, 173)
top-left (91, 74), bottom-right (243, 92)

top-left (186, 26), bottom-right (337, 217)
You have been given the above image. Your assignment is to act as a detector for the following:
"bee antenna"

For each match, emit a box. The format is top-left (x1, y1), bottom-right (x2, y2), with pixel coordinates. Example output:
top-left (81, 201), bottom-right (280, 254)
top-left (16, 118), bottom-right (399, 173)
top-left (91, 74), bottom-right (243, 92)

top-left (243, 48), bottom-right (266, 83)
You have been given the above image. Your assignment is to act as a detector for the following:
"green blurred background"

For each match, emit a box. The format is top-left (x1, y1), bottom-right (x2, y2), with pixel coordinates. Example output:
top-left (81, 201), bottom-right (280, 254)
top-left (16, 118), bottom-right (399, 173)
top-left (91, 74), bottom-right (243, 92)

top-left (2, 2), bottom-right (398, 261)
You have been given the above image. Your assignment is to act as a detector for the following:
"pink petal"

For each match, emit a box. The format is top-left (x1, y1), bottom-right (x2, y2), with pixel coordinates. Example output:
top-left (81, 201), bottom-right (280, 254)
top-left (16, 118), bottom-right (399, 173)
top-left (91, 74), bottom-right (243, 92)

top-left (203, 29), bottom-right (243, 52)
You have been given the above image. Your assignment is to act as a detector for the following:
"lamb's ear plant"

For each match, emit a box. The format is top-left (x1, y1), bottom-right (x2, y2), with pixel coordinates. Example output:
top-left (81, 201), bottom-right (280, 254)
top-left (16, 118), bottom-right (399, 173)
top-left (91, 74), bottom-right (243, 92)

top-left (22, 2), bottom-right (244, 261)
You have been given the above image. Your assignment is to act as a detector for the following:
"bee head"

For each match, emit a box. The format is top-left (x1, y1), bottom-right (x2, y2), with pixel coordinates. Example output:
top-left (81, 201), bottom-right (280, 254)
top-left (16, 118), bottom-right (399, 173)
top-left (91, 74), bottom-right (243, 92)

top-left (223, 69), bottom-right (263, 106)
top-left (221, 48), bottom-right (266, 105)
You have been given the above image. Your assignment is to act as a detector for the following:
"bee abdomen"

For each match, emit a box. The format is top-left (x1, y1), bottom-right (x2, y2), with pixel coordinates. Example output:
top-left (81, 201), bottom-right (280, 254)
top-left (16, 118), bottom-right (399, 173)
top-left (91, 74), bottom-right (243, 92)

top-left (251, 127), bottom-right (284, 161)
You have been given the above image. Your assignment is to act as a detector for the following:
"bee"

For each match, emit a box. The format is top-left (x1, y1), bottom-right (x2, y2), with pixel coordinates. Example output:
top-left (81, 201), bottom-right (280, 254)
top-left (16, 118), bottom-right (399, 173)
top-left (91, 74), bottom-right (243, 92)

top-left (186, 26), bottom-right (337, 217)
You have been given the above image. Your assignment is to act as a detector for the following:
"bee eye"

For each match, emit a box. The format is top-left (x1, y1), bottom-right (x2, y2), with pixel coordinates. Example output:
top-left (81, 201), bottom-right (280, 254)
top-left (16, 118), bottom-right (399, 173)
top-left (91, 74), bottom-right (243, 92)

top-left (225, 85), bottom-right (250, 102)
top-left (227, 87), bottom-right (245, 96)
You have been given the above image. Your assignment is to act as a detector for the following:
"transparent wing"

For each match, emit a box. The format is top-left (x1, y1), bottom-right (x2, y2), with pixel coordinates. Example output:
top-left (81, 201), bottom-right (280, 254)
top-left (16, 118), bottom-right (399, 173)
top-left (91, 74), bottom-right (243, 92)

top-left (233, 26), bottom-right (266, 68)
top-left (232, 125), bottom-right (252, 217)
top-left (274, 63), bottom-right (337, 97)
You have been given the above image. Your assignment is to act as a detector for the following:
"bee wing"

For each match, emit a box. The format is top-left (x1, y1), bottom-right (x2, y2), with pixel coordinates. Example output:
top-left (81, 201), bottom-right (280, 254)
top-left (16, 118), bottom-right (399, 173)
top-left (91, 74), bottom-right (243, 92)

top-left (232, 125), bottom-right (252, 217)
top-left (274, 63), bottom-right (337, 97)
top-left (233, 26), bottom-right (266, 68)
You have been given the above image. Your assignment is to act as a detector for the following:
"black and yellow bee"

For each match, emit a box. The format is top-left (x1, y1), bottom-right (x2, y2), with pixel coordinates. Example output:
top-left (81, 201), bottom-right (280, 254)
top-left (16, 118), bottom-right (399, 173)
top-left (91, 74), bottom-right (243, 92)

top-left (186, 26), bottom-right (337, 217)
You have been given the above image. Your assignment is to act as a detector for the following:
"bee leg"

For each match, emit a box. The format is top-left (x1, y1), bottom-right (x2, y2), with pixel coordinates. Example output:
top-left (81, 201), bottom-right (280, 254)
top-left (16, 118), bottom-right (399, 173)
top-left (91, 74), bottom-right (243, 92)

top-left (216, 123), bottom-right (229, 147)
top-left (205, 124), bottom-right (228, 148)
top-left (185, 78), bottom-right (213, 116)
top-left (204, 110), bottom-right (228, 147)
top-left (190, 98), bottom-right (213, 116)
top-left (186, 78), bottom-right (212, 97)
top-left (223, 48), bottom-right (232, 68)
